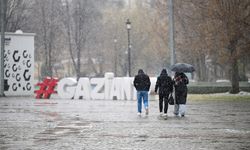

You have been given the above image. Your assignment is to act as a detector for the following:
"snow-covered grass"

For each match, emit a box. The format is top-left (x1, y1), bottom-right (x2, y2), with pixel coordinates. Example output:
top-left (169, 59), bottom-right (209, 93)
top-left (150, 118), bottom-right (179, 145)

top-left (188, 91), bottom-right (250, 101)
top-left (212, 91), bottom-right (250, 96)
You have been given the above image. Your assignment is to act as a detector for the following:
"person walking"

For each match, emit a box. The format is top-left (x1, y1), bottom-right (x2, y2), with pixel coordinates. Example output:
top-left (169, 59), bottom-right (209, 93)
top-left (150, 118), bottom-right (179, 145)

top-left (155, 69), bottom-right (173, 117)
top-left (173, 72), bottom-right (189, 117)
top-left (133, 69), bottom-right (151, 116)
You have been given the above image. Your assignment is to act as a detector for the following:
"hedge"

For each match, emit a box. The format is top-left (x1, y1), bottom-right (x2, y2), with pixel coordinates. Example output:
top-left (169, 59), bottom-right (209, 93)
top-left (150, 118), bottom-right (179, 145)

top-left (187, 82), bottom-right (250, 94)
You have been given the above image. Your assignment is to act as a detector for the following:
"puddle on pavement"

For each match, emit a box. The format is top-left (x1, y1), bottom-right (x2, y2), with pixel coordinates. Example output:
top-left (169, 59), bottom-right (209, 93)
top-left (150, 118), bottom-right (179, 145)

top-left (34, 121), bottom-right (93, 143)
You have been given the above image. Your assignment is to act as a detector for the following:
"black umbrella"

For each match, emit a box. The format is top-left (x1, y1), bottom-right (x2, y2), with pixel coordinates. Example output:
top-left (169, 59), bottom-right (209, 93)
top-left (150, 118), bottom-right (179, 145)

top-left (170, 63), bottom-right (195, 73)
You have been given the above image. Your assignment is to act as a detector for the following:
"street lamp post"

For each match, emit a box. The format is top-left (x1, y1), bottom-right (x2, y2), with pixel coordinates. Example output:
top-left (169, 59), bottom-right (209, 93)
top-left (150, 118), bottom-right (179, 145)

top-left (126, 19), bottom-right (131, 77)
top-left (113, 38), bottom-right (117, 76)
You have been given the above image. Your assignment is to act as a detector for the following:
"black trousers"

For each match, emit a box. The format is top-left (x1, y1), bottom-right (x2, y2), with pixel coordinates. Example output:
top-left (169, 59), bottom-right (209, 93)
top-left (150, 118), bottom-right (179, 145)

top-left (159, 94), bottom-right (170, 114)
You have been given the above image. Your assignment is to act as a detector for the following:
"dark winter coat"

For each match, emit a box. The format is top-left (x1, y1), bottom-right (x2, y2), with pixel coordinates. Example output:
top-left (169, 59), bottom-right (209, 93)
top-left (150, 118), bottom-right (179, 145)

top-left (155, 69), bottom-right (173, 97)
top-left (133, 69), bottom-right (151, 91)
top-left (174, 72), bottom-right (189, 104)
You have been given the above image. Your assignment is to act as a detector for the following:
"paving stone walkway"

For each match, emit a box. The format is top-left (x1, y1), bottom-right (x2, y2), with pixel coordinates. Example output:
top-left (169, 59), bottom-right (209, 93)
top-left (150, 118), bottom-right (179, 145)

top-left (0, 97), bottom-right (250, 150)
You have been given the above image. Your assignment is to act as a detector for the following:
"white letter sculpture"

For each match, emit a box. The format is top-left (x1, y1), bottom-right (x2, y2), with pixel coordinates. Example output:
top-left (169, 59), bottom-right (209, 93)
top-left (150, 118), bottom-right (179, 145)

top-left (74, 78), bottom-right (91, 99)
top-left (90, 78), bottom-right (105, 100)
top-left (58, 78), bottom-right (77, 99)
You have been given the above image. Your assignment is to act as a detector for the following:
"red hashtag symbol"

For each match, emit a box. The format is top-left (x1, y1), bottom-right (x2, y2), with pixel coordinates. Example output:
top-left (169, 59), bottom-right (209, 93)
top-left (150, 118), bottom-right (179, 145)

top-left (35, 77), bottom-right (58, 99)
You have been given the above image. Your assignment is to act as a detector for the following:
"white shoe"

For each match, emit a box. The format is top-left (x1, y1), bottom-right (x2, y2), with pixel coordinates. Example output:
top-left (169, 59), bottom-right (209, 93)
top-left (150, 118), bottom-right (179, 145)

top-left (162, 113), bottom-right (168, 117)
top-left (159, 112), bottom-right (163, 116)
top-left (137, 112), bottom-right (141, 116)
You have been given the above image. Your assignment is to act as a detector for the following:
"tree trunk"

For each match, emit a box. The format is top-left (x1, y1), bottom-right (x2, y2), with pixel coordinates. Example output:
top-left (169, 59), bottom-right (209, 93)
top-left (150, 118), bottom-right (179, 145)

top-left (65, 0), bottom-right (77, 78)
top-left (196, 58), bottom-right (201, 81)
top-left (48, 0), bottom-right (55, 77)
top-left (198, 53), bottom-right (207, 81)
top-left (242, 56), bottom-right (246, 78)
top-left (41, 2), bottom-right (48, 78)
top-left (201, 54), bottom-right (208, 81)
top-left (230, 57), bottom-right (239, 93)
top-left (228, 35), bottom-right (240, 93)
top-left (213, 65), bottom-right (217, 81)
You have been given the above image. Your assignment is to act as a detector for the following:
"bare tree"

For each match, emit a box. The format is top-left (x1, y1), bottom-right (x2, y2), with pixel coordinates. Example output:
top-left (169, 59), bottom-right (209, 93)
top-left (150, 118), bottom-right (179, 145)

top-left (156, 0), bottom-right (250, 86)
top-left (62, 0), bottom-right (103, 79)
top-left (5, 0), bottom-right (249, 83)
top-left (28, 0), bottom-right (65, 79)
top-left (208, 0), bottom-right (250, 93)
top-left (5, 0), bottom-right (28, 32)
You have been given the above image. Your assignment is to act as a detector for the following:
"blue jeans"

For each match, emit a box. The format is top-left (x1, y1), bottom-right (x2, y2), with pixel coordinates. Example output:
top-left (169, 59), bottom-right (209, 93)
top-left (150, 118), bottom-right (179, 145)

top-left (174, 104), bottom-right (186, 116)
top-left (137, 91), bottom-right (149, 113)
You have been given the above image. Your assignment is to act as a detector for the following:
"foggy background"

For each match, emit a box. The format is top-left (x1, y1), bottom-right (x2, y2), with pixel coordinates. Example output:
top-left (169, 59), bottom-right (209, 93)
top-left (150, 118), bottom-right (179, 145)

top-left (2, 0), bottom-right (250, 84)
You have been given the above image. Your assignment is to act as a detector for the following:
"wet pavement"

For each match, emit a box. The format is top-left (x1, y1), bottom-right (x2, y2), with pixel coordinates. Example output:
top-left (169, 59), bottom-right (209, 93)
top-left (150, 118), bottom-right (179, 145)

top-left (0, 97), bottom-right (250, 150)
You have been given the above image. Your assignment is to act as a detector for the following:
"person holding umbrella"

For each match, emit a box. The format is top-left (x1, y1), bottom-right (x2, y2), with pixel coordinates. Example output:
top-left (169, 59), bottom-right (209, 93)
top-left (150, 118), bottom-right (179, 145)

top-left (170, 63), bottom-right (194, 117)
top-left (173, 72), bottom-right (189, 117)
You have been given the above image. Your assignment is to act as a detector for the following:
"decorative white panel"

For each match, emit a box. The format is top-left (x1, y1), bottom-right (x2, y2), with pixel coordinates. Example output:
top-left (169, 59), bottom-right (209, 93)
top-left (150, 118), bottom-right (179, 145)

top-left (3, 32), bottom-right (35, 96)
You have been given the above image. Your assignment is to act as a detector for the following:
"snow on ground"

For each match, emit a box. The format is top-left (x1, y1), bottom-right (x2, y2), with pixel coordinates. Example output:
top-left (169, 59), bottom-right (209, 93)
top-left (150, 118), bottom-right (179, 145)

top-left (212, 91), bottom-right (250, 96)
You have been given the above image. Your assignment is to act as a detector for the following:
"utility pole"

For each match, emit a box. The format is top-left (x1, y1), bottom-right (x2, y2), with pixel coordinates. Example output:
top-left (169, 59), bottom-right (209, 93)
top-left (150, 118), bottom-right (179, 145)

top-left (0, 0), bottom-right (7, 96)
top-left (113, 38), bottom-right (117, 76)
top-left (169, 0), bottom-right (176, 66)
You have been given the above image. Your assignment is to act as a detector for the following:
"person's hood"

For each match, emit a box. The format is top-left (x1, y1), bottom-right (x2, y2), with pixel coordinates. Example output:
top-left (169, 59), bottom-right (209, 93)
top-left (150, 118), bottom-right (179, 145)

top-left (175, 72), bottom-right (181, 76)
top-left (160, 69), bottom-right (167, 75)
top-left (138, 69), bottom-right (144, 75)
